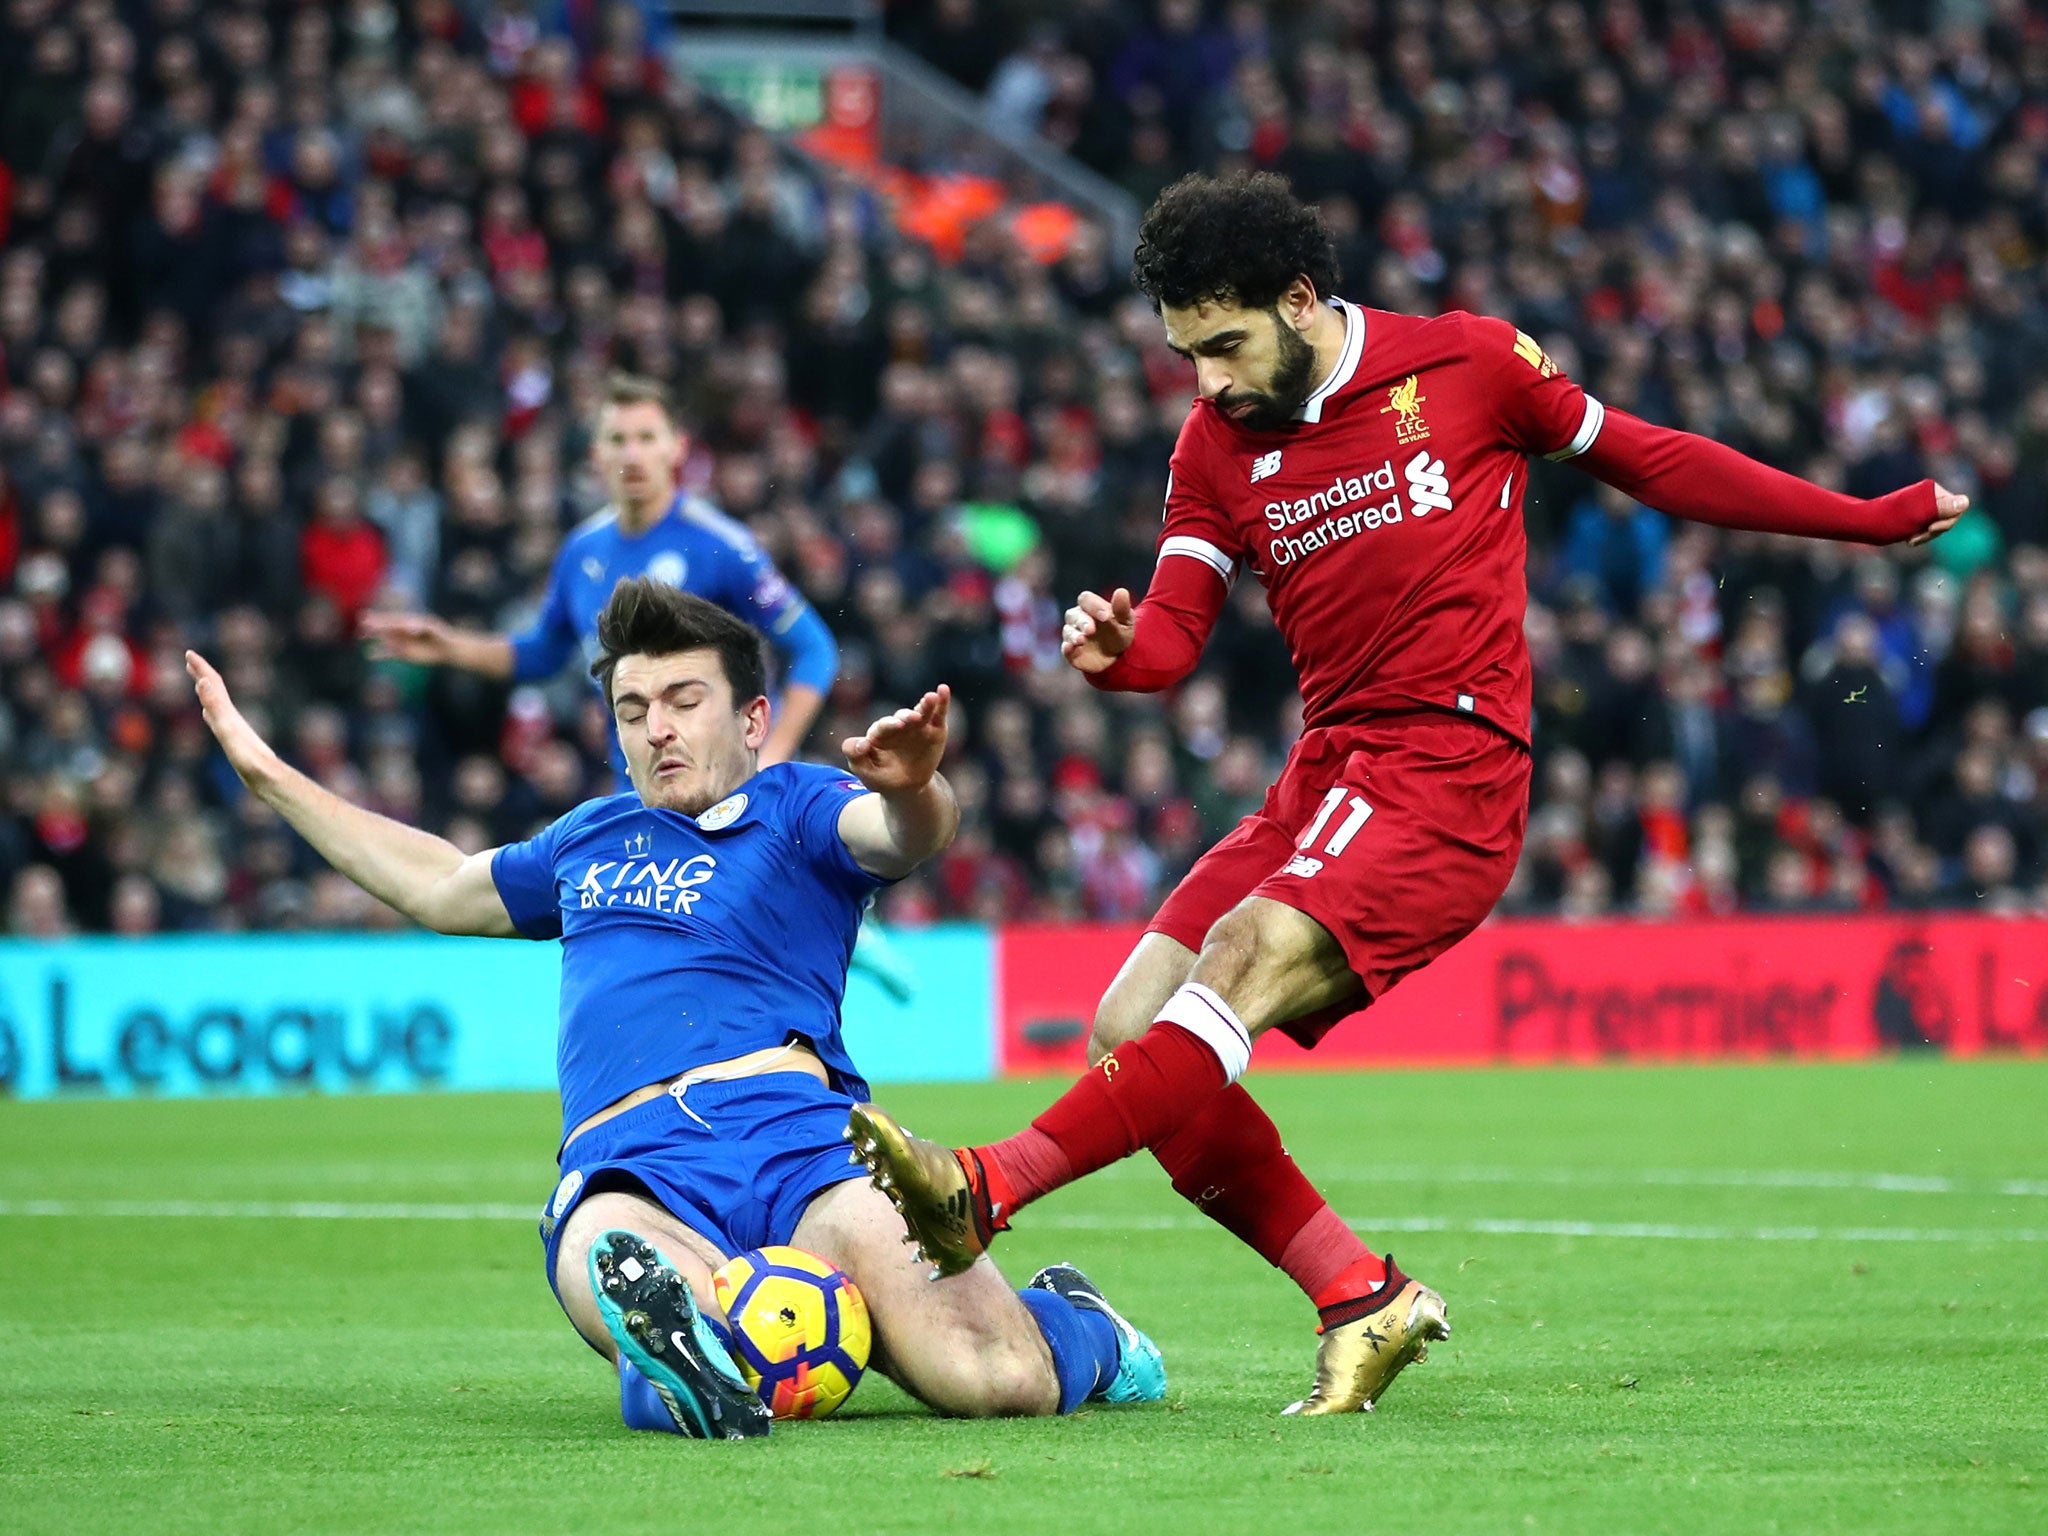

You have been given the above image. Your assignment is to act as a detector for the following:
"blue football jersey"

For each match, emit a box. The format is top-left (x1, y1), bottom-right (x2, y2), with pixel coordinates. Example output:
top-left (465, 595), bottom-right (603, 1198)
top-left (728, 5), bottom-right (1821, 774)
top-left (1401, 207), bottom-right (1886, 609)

top-left (510, 491), bottom-right (818, 679)
top-left (490, 762), bottom-right (885, 1142)
top-left (508, 491), bottom-right (839, 789)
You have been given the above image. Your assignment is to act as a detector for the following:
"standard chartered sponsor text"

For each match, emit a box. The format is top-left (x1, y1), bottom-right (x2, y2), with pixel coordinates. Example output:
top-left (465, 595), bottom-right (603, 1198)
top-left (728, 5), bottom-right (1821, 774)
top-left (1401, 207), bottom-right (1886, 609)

top-left (1264, 451), bottom-right (1453, 567)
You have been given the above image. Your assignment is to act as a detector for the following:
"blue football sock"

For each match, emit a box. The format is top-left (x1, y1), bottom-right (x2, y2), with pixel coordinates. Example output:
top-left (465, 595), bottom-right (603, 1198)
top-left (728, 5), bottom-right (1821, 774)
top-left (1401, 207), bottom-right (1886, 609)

top-left (1015, 1287), bottom-right (1122, 1414)
top-left (617, 1358), bottom-right (682, 1433)
top-left (618, 1318), bottom-right (746, 1432)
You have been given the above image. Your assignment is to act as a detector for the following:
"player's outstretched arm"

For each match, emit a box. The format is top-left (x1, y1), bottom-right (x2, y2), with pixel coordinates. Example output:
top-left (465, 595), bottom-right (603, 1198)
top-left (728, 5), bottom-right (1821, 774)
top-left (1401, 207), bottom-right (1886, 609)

top-left (1577, 407), bottom-right (1966, 546)
top-left (759, 683), bottom-right (825, 767)
top-left (186, 651), bottom-right (518, 937)
top-left (757, 603), bottom-right (838, 766)
top-left (836, 685), bottom-right (960, 880)
top-left (360, 611), bottom-right (516, 678)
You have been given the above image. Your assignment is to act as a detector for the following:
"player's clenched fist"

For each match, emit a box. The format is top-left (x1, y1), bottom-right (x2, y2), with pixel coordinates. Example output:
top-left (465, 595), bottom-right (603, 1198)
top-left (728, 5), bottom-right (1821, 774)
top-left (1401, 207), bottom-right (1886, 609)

top-left (185, 650), bottom-right (283, 792)
top-left (1911, 483), bottom-right (1969, 547)
top-left (842, 685), bottom-right (951, 793)
top-left (1061, 588), bottom-right (1136, 673)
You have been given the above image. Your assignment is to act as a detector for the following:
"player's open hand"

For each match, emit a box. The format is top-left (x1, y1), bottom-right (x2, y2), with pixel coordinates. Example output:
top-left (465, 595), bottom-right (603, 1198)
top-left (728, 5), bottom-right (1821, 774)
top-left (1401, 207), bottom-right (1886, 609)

top-left (185, 650), bottom-right (283, 792)
top-left (1061, 588), bottom-right (1136, 673)
top-left (1910, 484), bottom-right (1969, 547)
top-left (843, 685), bottom-right (950, 794)
top-left (360, 610), bottom-right (457, 663)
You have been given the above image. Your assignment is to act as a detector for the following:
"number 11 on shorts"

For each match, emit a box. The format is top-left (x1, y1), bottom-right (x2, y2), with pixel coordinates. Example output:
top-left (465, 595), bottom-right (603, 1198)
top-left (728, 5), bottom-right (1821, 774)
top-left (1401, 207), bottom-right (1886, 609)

top-left (1299, 785), bottom-right (1374, 857)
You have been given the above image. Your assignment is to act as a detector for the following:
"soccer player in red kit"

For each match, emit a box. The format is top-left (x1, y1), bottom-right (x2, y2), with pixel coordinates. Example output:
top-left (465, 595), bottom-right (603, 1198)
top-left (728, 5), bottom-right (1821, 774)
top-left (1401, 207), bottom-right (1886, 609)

top-left (850, 172), bottom-right (1965, 1415)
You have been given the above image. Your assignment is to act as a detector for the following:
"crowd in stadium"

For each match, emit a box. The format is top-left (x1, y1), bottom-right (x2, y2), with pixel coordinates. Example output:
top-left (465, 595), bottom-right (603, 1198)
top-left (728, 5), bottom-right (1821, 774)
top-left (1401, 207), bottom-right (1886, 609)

top-left (3, 0), bottom-right (2047, 938)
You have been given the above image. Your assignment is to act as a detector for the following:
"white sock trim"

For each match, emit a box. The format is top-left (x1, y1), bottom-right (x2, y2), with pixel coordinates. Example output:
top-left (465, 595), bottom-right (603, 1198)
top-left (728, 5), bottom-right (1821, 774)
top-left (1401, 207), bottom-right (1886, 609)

top-left (1154, 982), bottom-right (1252, 1084)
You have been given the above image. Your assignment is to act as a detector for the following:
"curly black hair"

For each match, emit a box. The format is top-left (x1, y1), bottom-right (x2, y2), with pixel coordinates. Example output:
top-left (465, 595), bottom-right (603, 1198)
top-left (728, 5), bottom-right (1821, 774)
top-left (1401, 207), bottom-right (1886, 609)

top-left (1131, 171), bottom-right (1341, 313)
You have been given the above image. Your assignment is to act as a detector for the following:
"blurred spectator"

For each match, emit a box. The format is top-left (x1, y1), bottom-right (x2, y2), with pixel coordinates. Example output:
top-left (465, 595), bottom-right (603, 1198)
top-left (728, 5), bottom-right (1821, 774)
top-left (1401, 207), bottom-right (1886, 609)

top-left (4, 0), bottom-right (2048, 935)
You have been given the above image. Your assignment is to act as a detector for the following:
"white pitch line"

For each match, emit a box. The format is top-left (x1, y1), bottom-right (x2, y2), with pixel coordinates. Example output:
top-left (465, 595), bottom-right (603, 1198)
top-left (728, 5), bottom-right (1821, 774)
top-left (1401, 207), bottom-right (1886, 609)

top-left (2, 1199), bottom-right (2045, 1244)
top-left (1035, 1212), bottom-right (2048, 1244)
top-left (1098, 1162), bottom-right (2048, 1197)
top-left (0, 1199), bottom-right (537, 1221)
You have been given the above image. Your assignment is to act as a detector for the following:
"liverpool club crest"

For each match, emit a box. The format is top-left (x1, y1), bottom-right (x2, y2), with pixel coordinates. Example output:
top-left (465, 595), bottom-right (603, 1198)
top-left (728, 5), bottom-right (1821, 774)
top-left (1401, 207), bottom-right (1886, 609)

top-left (1383, 374), bottom-right (1429, 444)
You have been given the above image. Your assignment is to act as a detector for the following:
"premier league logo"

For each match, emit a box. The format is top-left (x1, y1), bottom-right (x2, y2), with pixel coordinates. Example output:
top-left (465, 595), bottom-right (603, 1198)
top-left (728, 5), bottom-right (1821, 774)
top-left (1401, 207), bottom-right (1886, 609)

top-left (540, 1168), bottom-right (584, 1239)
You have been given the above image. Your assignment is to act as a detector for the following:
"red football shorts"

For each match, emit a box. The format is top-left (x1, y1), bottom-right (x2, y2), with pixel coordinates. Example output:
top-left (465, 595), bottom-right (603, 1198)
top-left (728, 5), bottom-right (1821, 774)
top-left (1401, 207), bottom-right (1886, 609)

top-left (1148, 711), bottom-right (1531, 1047)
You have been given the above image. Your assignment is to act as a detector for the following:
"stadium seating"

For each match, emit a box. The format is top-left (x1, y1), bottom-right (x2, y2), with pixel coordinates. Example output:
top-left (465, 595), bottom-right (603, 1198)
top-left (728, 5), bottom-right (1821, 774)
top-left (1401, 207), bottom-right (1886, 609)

top-left (3, 0), bottom-right (2046, 936)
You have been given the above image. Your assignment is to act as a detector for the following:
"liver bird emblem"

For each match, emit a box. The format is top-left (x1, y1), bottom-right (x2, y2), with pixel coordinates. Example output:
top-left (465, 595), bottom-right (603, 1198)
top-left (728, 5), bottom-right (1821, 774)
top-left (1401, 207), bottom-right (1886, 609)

top-left (1383, 374), bottom-right (1429, 441)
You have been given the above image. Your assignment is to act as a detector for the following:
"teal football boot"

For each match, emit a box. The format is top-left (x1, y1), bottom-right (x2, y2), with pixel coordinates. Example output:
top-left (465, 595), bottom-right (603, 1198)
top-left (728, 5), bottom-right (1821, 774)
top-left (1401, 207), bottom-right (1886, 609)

top-left (588, 1230), bottom-right (770, 1440)
top-left (1027, 1262), bottom-right (1168, 1404)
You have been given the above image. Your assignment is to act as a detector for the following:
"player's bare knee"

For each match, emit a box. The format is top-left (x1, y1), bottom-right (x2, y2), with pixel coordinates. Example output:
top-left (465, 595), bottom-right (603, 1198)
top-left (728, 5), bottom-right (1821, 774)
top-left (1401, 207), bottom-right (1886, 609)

top-left (555, 1191), bottom-right (645, 1272)
top-left (1087, 1003), bottom-right (1148, 1065)
top-left (1090, 968), bottom-right (1178, 1063)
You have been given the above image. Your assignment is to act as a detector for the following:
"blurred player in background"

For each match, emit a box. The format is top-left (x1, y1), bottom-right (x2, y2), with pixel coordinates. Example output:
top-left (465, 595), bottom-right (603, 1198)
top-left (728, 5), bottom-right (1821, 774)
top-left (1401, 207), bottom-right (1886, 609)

top-left (362, 372), bottom-right (837, 772)
top-left (190, 579), bottom-right (1163, 1439)
top-left (851, 171), bottom-right (1965, 1418)
top-left (364, 373), bottom-right (915, 999)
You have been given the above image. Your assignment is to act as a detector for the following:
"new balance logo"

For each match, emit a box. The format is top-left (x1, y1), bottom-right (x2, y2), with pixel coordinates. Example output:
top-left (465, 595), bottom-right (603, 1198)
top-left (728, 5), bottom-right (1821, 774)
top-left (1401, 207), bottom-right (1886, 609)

top-left (1250, 449), bottom-right (1283, 482)
top-left (1283, 854), bottom-right (1324, 878)
top-left (1404, 451), bottom-right (1452, 514)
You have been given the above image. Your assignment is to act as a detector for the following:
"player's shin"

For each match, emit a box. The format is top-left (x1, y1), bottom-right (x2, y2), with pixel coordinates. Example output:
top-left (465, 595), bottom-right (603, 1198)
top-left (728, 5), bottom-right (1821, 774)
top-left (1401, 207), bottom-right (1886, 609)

top-left (852, 987), bottom-right (1255, 1277)
top-left (1152, 1085), bottom-right (1385, 1301)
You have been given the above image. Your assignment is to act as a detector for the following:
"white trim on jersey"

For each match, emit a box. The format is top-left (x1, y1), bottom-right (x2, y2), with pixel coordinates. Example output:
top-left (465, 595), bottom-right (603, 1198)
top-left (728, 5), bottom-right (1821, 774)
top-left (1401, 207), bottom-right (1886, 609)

top-left (1297, 296), bottom-right (1366, 424)
top-left (1544, 396), bottom-right (1607, 461)
top-left (1160, 535), bottom-right (1235, 584)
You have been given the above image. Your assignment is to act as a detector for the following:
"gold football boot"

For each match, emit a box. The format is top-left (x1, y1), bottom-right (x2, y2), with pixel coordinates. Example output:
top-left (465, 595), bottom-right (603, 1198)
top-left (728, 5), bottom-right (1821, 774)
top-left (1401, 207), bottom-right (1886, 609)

top-left (846, 1102), bottom-right (1007, 1277)
top-left (1283, 1257), bottom-right (1449, 1415)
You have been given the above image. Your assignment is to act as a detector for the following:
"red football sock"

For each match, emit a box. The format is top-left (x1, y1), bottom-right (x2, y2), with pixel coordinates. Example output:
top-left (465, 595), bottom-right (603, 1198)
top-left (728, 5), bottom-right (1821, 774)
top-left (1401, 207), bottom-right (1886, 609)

top-left (972, 1126), bottom-right (1066, 1215)
top-left (1153, 1085), bottom-right (1378, 1301)
top-left (977, 1021), bottom-right (1231, 1209)
top-left (1312, 1252), bottom-right (1394, 1315)
top-left (1285, 1209), bottom-right (1383, 1302)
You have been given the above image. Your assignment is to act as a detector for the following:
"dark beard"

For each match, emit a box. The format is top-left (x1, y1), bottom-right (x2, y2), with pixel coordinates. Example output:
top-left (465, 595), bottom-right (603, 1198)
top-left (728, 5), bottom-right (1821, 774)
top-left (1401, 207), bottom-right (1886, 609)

top-left (1216, 313), bottom-right (1319, 432)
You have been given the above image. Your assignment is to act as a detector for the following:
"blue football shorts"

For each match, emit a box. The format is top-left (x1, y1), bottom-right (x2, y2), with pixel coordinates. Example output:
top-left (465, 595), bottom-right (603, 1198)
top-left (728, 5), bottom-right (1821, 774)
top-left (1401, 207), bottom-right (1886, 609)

top-left (537, 1071), bottom-right (871, 1303)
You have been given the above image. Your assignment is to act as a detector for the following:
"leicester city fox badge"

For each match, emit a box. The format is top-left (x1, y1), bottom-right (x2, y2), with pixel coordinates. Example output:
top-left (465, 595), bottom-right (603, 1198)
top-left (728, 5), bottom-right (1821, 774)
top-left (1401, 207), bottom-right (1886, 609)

top-left (696, 792), bottom-right (748, 831)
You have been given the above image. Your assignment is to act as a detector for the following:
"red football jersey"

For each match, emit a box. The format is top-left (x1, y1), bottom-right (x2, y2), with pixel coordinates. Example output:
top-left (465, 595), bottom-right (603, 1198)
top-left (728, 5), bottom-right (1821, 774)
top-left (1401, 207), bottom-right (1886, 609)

top-left (1156, 302), bottom-right (1587, 744)
top-left (1101, 300), bottom-right (1934, 744)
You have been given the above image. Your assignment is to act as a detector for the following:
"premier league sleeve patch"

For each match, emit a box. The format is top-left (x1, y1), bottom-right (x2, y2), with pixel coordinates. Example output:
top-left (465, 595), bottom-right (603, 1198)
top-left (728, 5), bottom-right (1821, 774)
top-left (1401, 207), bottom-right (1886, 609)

top-left (539, 1168), bottom-right (585, 1240)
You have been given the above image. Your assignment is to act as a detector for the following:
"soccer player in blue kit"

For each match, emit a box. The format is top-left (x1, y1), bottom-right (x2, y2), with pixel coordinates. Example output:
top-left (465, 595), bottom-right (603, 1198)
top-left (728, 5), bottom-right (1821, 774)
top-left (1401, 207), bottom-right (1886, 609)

top-left (362, 373), bottom-right (837, 772)
top-left (364, 373), bottom-right (916, 1000)
top-left (186, 578), bottom-right (1163, 1439)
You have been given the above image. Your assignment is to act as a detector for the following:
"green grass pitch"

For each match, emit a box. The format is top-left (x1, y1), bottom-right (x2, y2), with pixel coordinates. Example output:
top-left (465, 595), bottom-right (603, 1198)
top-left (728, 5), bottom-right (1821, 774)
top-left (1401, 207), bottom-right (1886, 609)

top-left (3, 1060), bottom-right (2045, 1535)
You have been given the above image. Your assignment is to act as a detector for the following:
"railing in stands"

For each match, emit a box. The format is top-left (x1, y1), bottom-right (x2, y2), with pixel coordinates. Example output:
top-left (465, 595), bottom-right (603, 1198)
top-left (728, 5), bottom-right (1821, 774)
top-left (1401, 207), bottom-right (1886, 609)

top-left (666, 26), bottom-right (1142, 262)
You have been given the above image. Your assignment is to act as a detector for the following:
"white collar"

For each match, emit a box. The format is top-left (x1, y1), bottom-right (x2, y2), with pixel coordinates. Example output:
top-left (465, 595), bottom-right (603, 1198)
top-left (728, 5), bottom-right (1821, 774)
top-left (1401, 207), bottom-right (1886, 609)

top-left (1296, 296), bottom-right (1364, 425)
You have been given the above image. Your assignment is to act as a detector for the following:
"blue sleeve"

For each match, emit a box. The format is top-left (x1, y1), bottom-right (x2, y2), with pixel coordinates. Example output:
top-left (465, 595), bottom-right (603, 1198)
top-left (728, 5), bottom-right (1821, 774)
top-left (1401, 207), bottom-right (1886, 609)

top-left (508, 546), bottom-right (581, 682)
top-left (491, 816), bottom-right (567, 939)
top-left (711, 530), bottom-right (840, 692)
top-left (774, 602), bottom-right (840, 693)
top-left (781, 767), bottom-right (889, 892)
